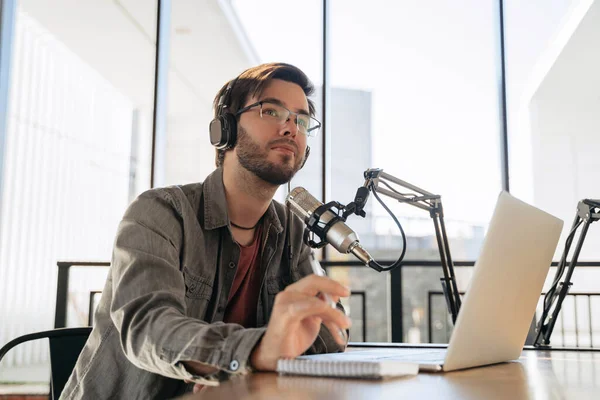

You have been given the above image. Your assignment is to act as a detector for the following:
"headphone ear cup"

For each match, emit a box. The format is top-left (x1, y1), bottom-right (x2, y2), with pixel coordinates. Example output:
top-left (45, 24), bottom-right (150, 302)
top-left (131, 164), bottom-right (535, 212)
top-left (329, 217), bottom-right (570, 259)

top-left (221, 113), bottom-right (237, 149)
top-left (209, 113), bottom-right (238, 150)
top-left (209, 117), bottom-right (226, 148)
top-left (300, 146), bottom-right (310, 169)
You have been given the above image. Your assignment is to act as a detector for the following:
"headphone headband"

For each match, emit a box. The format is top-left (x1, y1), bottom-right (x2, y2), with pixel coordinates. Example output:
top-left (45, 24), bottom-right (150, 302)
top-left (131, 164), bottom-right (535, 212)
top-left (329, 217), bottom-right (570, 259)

top-left (217, 76), bottom-right (238, 117)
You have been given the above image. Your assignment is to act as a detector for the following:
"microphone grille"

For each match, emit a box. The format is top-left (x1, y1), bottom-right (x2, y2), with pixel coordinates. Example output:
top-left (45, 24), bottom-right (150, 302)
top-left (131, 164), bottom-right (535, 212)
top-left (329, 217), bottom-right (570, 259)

top-left (285, 187), bottom-right (322, 221)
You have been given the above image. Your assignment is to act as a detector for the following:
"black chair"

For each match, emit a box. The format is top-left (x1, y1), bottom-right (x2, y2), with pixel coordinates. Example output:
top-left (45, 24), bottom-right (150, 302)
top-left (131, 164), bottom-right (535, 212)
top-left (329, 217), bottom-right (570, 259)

top-left (0, 327), bottom-right (92, 400)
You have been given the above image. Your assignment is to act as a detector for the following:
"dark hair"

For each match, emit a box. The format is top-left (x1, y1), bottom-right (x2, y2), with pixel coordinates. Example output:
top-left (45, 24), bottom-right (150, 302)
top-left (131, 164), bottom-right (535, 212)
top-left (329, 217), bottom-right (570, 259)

top-left (213, 62), bottom-right (316, 167)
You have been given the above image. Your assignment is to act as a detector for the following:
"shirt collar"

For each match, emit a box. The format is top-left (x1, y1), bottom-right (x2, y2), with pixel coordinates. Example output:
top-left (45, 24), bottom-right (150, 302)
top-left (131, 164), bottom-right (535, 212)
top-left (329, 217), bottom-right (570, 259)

top-left (202, 167), bottom-right (283, 234)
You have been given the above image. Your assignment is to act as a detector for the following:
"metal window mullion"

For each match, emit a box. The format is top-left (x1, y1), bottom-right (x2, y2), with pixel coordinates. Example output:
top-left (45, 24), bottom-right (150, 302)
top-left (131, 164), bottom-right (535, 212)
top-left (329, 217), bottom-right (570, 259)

top-left (0, 0), bottom-right (17, 247)
top-left (150, 0), bottom-right (171, 188)
top-left (321, 0), bottom-right (331, 259)
top-left (498, 0), bottom-right (510, 192)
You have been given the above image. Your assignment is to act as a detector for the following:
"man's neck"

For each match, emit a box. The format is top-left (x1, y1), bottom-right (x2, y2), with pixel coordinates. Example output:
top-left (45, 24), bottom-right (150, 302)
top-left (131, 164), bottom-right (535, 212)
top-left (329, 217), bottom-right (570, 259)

top-left (222, 164), bottom-right (278, 228)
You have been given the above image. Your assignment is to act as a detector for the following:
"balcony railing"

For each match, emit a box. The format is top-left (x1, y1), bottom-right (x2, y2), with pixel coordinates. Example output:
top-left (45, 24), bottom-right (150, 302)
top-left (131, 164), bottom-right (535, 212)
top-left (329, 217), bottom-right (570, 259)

top-left (428, 290), bottom-right (600, 347)
top-left (321, 260), bottom-right (600, 345)
top-left (54, 260), bottom-right (600, 350)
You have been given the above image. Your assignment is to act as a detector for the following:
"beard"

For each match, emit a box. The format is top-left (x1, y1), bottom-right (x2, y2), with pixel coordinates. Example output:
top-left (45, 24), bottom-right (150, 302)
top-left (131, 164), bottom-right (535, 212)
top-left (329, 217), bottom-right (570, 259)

top-left (235, 126), bottom-right (304, 185)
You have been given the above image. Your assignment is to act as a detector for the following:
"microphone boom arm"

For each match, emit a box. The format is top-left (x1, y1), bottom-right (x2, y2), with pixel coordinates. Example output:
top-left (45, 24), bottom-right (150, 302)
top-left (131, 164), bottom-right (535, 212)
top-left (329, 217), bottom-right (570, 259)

top-left (350, 168), bottom-right (462, 324)
top-left (533, 199), bottom-right (600, 347)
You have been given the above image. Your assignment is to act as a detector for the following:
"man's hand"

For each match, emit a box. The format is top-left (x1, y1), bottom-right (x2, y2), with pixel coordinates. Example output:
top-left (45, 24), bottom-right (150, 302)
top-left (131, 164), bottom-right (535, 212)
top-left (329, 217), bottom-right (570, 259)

top-left (250, 274), bottom-right (351, 371)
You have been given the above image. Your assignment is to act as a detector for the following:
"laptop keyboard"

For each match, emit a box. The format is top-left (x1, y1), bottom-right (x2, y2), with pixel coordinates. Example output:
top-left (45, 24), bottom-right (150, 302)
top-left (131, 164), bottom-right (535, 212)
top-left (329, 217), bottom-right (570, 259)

top-left (375, 350), bottom-right (447, 363)
top-left (348, 349), bottom-right (447, 364)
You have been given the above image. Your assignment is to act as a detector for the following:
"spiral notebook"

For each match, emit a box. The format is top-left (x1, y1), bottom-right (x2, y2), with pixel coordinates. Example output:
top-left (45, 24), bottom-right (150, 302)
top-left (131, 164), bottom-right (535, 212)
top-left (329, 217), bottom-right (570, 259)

top-left (276, 355), bottom-right (418, 379)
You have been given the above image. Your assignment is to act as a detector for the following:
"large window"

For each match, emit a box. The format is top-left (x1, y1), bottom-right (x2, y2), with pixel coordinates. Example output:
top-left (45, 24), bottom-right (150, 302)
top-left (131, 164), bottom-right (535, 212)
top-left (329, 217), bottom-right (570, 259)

top-left (327, 0), bottom-right (504, 342)
top-left (0, 0), bottom-right (157, 381)
top-left (330, 0), bottom-right (503, 261)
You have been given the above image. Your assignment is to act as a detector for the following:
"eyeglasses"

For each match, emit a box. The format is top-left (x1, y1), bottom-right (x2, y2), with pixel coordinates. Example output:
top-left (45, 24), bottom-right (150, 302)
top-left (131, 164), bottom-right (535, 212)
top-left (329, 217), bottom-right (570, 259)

top-left (236, 101), bottom-right (321, 137)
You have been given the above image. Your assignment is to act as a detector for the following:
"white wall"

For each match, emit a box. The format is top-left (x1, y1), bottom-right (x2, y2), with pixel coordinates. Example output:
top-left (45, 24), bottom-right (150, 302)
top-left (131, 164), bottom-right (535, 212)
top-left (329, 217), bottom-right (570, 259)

top-left (505, 0), bottom-right (593, 200)
top-left (528, 0), bottom-right (600, 260)
top-left (530, 97), bottom-right (600, 224)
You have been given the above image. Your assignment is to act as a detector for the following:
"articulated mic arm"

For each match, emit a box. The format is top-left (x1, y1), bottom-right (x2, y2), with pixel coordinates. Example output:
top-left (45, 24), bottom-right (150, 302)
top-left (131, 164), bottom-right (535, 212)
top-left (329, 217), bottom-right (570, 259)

top-left (345, 168), bottom-right (462, 324)
top-left (533, 199), bottom-right (600, 347)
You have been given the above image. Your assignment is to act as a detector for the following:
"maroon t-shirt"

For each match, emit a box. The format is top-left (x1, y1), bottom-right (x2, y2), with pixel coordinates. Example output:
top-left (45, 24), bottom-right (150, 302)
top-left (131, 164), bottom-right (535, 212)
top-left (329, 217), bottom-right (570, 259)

top-left (223, 227), bottom-right (263, 328)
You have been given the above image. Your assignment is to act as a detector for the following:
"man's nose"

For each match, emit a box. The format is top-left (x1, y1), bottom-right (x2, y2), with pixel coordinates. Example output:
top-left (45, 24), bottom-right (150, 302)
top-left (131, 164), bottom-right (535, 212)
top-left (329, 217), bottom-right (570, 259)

top-left (280, 117), bottom-right (298, 137)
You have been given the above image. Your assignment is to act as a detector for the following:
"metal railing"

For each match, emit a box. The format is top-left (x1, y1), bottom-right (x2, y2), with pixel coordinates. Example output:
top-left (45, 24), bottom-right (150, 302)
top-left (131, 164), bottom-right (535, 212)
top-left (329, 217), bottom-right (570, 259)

top-left (553, 292), bottom-right (600, 348)
top-left (349, 290), bottom-right (367, 342)
top-left (54, 262), bottom-right (371, 344)
top-left (321, 260), bottom-right (478, 342)
top-left (54, 260), bottom-right (600, 349)
top-left (321, 260), bottom-right (600, 344)
top-left (54, 261), bottom-right (110, 328)
top-left (428, 290), bottom-right (600, 347)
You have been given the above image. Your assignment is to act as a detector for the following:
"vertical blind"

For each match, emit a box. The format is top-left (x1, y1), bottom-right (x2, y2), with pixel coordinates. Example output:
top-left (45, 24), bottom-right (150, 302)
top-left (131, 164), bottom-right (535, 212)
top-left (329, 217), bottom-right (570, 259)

top-left (0, 10), bottom-right (133, 367)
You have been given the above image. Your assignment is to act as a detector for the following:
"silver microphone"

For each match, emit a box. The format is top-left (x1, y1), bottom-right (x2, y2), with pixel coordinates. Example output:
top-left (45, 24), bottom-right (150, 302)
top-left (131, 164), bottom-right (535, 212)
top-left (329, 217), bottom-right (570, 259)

top-left (285, 187), bottom-right (374, 265)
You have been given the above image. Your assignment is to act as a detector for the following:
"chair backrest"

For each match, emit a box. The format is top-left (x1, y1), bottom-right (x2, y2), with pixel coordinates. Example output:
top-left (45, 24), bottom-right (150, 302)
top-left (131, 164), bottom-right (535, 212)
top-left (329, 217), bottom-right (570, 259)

top-left (0, 327), bottom-right (92, 400)
top-left (49, 328), bottom-right (92, 399)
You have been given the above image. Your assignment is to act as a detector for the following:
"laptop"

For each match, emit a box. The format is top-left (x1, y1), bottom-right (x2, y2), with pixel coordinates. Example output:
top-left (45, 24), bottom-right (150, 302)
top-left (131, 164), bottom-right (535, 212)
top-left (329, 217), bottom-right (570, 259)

top-left (299, 191), bottom-right (564, 372)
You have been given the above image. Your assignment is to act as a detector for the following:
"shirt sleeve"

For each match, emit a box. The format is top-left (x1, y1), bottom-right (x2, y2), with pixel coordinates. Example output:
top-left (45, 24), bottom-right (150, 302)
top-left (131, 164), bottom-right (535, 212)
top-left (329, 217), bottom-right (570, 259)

top-left (109, 190), bottom-right (265, 385)
top-left (294, 245), bottom-right (349, 354)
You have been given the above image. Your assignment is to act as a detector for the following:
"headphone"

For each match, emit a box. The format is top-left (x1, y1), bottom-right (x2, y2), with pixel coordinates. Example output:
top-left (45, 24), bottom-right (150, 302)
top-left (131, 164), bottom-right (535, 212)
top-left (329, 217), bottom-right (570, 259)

top-left (209, 75), bottom-right (311, 169)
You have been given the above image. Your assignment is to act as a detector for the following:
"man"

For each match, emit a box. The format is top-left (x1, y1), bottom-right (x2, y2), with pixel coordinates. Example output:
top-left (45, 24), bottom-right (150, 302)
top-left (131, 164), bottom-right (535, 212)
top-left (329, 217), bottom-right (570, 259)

top-left (61, 62), bottom-right (350, 399)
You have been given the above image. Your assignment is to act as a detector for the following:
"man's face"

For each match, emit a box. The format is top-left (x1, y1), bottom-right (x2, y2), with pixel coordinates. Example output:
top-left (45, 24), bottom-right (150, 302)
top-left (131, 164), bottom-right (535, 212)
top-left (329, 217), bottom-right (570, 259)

top-left (234, 79), bottom-right (309, 185)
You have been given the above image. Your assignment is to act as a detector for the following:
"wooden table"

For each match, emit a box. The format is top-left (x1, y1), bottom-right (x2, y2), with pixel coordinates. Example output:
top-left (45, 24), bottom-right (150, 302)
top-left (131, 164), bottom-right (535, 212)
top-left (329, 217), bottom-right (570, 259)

top-left (178, 346), bottom-right (600, 399)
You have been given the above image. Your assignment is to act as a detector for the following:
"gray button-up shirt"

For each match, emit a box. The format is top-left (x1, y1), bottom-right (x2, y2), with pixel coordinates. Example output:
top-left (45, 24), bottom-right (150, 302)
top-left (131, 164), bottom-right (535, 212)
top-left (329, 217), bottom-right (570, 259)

top-left (61, 167), bottom-right (345, 399)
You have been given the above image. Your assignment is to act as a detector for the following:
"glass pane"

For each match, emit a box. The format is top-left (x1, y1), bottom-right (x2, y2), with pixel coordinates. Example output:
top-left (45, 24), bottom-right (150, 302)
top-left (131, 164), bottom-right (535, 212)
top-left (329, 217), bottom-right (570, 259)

top-left (329, 0), bottom-right (503, 263)
top-left (328, 265), bottom-right (390, 342)
top-left (504, 1), bottom-right (600, 260)
top-left (165, 0), bottom-right (323, 204)
top-left (327, 0), bottom-right (503, 343)
top-left (0, 0), bottom-right (157, 380)
top-left (402, 265), bottom-right (473, 343)
top-left (66, 265), bottom-right (110, 327)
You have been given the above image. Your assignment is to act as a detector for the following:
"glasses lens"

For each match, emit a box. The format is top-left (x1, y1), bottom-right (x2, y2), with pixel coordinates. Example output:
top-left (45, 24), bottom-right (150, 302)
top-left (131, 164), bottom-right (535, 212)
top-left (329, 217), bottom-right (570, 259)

top-left (260, 102), bottom-right (320, 137)
top-left (296, 115), bottom-right (311, 135)
top-left (260, 102), bottom-right (287, 123)
top-left (305, 117), bottom-right (320, 137)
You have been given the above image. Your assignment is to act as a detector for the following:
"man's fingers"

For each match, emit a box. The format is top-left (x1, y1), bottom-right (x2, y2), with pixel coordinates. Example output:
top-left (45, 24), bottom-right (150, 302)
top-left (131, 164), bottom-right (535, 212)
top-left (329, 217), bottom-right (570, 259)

top-left (318, 292), bottom-right (341, 305)
top-left (323, 320), bottom-right (348, 346)
top-left (276, 290), bottom-right (338, 310)
top-left (285, 274), bottom-right (350, 298)
top-left (282, 295), bottom-right (349, 346)
top-left (276, 294), bottom-right (351, 329)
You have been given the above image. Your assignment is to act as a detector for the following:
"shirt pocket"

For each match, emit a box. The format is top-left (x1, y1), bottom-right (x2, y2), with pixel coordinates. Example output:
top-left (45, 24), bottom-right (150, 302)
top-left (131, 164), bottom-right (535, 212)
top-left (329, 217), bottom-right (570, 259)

top-left (183, 266), bottom-right (213, 319)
